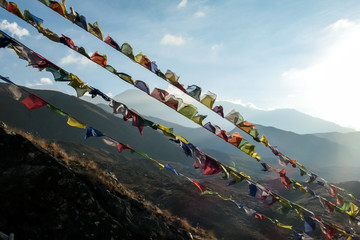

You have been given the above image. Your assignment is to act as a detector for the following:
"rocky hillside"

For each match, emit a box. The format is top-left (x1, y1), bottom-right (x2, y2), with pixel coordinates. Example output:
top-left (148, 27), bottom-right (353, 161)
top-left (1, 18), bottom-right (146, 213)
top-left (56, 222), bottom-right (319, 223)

top-left (0, 122), bottom-right (214, 240)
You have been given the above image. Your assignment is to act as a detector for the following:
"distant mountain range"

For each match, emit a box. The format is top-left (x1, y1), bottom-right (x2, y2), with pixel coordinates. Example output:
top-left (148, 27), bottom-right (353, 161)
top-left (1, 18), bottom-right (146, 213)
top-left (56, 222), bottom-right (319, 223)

top-left (83, 89), bottom-right (354, 134)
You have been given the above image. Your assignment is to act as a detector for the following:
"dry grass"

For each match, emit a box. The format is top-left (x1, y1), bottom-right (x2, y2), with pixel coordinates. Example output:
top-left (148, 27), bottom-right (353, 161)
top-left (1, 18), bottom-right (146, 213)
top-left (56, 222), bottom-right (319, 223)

top-left (7, 126), bottom-right (217, 240)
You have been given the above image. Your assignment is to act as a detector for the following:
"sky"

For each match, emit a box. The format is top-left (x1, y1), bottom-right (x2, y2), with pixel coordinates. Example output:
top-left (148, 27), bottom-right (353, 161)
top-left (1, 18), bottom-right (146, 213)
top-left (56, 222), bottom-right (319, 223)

top-left (1, 0), bottom-right (360, 130)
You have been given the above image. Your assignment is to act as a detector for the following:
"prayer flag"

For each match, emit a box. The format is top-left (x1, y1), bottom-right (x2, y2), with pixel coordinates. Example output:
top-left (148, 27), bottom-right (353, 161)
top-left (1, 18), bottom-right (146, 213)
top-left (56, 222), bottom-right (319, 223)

top-left (60, 34), bottom-right (76, 49)
top-left (191, 114), bottom-right (207, 126)
top-left (186, 85), bottom-right (202, 101)
top-left (67, 73), bottom-right (91, 97)
top-left (165, 69), bottom-right (179, 84)
top-left (67, 116), bottom-right (86, 129)
top-left (279, 169), bottom-right (291, 190)
top-left (328, 184), bottom-right (338, 197)
top-left (304, 215), bottom-right (316, 232)
top-left (104, 35), bottom-right (120, 50)
top-left (120, 42), bottom-right (135, 60)
top-left (77, 46), bottom-right (90, 58)
top-left (105, 65), bottom-right (117, 74)
top-left (84, 127), bottom-right (104, 139)
top-left (203, 122), bottom-right (216, 133)
top-left (49, 1), bottom-right (66, 17)
top-left (165, 95), bottom-right (183, 111)
top-left (225, 109), bottom-right (244, 125)
top-left (202, 155), bottom-right (222, 175)
top-left (21, 94), bottom-right (48, 110)
top-left (150, 88), bottom-right (169, 102)
top-left (123, 110), bottom-right (144, 135)
top-left (109, 99), bottom-right (128, 115)
top-left (102, 136), bottom-right (118, 147)
top-left (47, 104), bottom-right (66, 116)
top-left (149, 158), bottom-right (165, 169)
top-left (243, 206), bottom-right (256, 216)
top-left (150, 61), bottom-right (158, 73)
top-left (87, 21), bottom-right (103, 40)
top-left (279, 198), bottom-right (292, 214)
top-left (74, 13), bottom-right (87, 31)
top-left (248, 129), bottom-right (259, 139)
top-left (0, 0), bottom-right (9, 8)
top-left (117, 143), bottom-right (133, 153)
top-left (165, 164), bottom-right (179, 176)
top-left (254, 213), bottom-right (267, 220)
top-left (90, 51), bottom-right (107, 67)
top-left (116, 72), bottom-right (135, 85)
top-left (248, 183), bottom-right (257, 197)
top-left (200, 189), bottom-right (219, 197)
top-left (135, 52), bottom-right (152, 71)
top-left (228, 131), bottom-right (243, 147)
top-left (45, 65), bottom-right (71, 81)
top-left (216, 129), bottom-right (230, 141)
top-left (89, 88), bottom-right (110, 101)
top-left (7, 2), bottom-right (24, 19)
top-left (24, 10), bottom-right (44, 28)
top-left (212, 105), bottom-right (224, 117)
top-left (346, 202), bottom-right (359, 218)
top-left (135, 80), bottom-right (150, 95)
top-left (0, 31), bottom-right (11, 48)
top-left (200, 91), bottom-right (217, 109)
top-left (178, 103), bottom-right (198, 119)
top-left (277, 223), bottom-right (292, 230)
top-left (192, 180), bottom-right (206, 192)
top-left (259, 135), bottom-right (268, 147)
top-left (238, 121), bottom-right (256, 132)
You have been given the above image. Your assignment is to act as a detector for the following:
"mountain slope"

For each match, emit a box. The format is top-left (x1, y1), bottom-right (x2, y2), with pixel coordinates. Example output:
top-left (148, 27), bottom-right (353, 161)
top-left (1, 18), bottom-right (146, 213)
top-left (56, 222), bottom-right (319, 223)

top-left (0, 122), bottom-right (213, 240)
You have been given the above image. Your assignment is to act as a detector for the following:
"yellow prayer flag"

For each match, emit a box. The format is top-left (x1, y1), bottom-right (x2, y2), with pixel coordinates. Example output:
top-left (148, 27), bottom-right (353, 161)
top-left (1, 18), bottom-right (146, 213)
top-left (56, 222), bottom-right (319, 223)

top-left (118, 73), bottom-right (135, 85)
top-left (276, 222), bottom-right (292, 230)
top-left (149, 158), bottom-right (165, 170)
top-left (191, 115), bottom-right (206, 126)
top-left (200, 91), bottom-right (216, 109)
top-left (134, 52), bottom-right (143, 63)
top-left (217, 194), bottom-right (232, 201)
top-left (67, 73), bottom-right (91, 97)
top-left (346, 202), bottom-right (359, 218)
top-left (251, 152), bottom-right (261, 161)
top-left (259, 135), bottom-right (268, 147)
top-left (87, 21), bottom-right (103, 40)
top-left (67, 116), bottom-right (86, 129)
top-left (173, 134), bottom-right (189, 144)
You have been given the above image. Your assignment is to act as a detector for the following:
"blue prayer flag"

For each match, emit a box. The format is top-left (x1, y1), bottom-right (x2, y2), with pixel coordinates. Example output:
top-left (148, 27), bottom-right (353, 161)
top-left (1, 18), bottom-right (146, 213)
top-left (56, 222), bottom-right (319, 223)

top-left (84, 127), bottom-right (104, 139)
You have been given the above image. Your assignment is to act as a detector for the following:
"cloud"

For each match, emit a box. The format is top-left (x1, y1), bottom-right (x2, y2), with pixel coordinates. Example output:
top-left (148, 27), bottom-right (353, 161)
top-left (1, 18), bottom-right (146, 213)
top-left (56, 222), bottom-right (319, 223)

top-left (0, 20), bottom-right (29, 38)
top-left (59, 51), bottom-right (91, 66)
top-left (194, 11), bottom-right (205, 18)
top-left (177, 0), bottom-right (187, 8)
top-left (223, 99), bottom-right (263, 110)
top-left (282, 19), bottom-right (360, 129)
top-left (26, 77), bottom-right (53, 87)
top-left (160, 34), bottom-right (186, 46)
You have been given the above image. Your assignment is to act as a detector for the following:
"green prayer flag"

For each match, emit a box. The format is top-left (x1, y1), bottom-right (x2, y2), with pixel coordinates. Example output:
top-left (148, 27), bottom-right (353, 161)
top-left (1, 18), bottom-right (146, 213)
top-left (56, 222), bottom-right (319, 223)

top-left (23, 10), bottom-right (34, 23)
top-left (177, 103), bottom-right (197, 119)
top-left (47, 104), bottom-right (67, 116)
top-left (200, 189), bottom-right (219, 197)
top-left (279, 199), bottom-right (292, 214)
top-left (77, 47), bottom-right (90, 59)
top-left (248, 129), bottom-right (259, 138)
top-left (117, 73), bottom-right (135, 85)
top-left (45, 66), bottom-right (71, 82)
top-left (134, 150), bottom-right (150, 159)
top-left (120, 42), bottom-right (135, 60)
top-left (106, 65), bottom-right (117, 74)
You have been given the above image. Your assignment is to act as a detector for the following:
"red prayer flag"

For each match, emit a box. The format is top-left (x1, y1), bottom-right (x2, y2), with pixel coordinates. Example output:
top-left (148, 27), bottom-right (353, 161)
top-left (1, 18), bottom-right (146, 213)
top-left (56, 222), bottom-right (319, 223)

top-left (323, 199), bottom-right (336, 213)
top-left (254, 212), bottom-right (267, 220)
top-left (192, 180), bottom-right (206, 192)
top-left (216, 129), bottom-right (229, 142)
top-left (21, 94), bottom-right (48, 110)
top-left (173, 82), bottom-right (187, 93)
top-left (61, 34), bottom-right (75, 49)
top-left (49, 1), bottom-right (66, 17)
top-left (336, 194), bottom-right (343, 206)
top-left (123, 110), bottom-right (144, 135)
top-left (202, 155), bottom-right (222, 175)
top-left (116, 143), bottom-right (133, 153)
top-left (7, 2), bottom-right (24, 19)
top-left (228, 131), bottom-right (242, 147)
top-left (90, 51), bottom-right (107, 67)
top-left (265, 196), bottom-right (278, 208)
top-left (279, 169), bottom-right (291, 190)
top-left (329, 184), bottom-right (338, 197)
top-left (104, 35), bottom-right (120, 50)
top-left (238, 121), bottom-right (256, 132)
top-left (139, 55), bottom-right (152, 71)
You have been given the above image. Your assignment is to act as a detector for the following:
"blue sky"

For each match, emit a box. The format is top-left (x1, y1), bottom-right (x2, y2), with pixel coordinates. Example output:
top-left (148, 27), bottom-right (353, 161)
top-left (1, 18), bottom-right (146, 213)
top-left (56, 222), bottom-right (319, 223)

top-left (1, 0), bottom-right (360, 130)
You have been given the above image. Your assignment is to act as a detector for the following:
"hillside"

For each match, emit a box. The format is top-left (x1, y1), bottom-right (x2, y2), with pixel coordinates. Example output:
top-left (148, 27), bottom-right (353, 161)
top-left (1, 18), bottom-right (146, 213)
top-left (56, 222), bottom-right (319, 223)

top-left (0, 121), bottom-right (215, 240)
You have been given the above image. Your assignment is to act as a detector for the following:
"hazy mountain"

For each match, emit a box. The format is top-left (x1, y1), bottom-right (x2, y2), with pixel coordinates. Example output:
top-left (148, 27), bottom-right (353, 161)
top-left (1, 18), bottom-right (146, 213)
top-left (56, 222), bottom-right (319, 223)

top-left (84, 89), bottom-right (354, 134)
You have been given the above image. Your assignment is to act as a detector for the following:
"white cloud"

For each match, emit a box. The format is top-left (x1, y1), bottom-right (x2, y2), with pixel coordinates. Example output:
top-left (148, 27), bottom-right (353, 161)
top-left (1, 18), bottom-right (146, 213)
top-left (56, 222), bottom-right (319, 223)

top-left (177, 0), bottom-right (187, 8)
top-left (282, 19), bottom-right (360, 130)
top-left (26, 77), bottom-right (53, 87)
top-left (194, 11), bottom-right (205, 18)
top-left (326, 19), bottom-right (355, 31)
top-left (160, 34), bottom-right (186, 46)
top-left (0, 20), bottom-right (29, 38)
top-left (59, 51), bottom-right (91, 66)
top-left (224, 99), bottom-right (263, 110)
